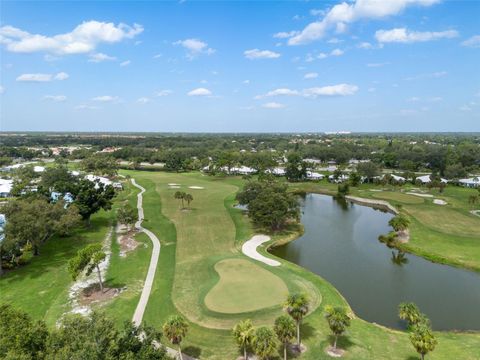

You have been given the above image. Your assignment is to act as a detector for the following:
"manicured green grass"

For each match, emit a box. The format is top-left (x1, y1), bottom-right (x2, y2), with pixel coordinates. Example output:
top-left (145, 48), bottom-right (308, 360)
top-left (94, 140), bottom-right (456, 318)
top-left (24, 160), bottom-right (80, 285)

top-left (204, 258), bottom-right (288, 314)
top-left (371, 191), bottom-right (425, 204)
top-left (0, 210), bottom-right (113, 327)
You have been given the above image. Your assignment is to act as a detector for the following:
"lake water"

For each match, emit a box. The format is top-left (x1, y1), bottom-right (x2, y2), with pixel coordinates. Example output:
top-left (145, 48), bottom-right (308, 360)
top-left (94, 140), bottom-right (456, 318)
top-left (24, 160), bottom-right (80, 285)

top-left (270, 194), bottom-right (480, 330)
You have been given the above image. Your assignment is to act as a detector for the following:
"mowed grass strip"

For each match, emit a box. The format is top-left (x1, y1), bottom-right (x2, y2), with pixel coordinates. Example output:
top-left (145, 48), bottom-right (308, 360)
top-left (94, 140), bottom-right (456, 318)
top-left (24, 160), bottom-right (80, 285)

top-left (371, 191), bottom-right (425, 204)
top-left (204, 258), bottom-right (288, 314)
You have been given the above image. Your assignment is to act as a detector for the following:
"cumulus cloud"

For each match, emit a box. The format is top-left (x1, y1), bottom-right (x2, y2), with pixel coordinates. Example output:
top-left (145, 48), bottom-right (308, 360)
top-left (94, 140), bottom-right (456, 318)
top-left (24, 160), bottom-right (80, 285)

top-left (244, 49), bottom-right (280, 59)
top-left (273, 31), bottom-right (299, 39)
top-left (187, 87), bottom-right (212, 96)
top-left (88, 52), bottom-right (116, 62)
top-left (75, 104), bottom-right (99, 110)
top-left (44, 95), bottom-right (66, 102)
top-left (16, 72), bottom-right (68, 82)
top-left (256, 84), bottom-right (358, 99)
top-left (262, 102), bottom-right (286, 109)
top-left (120, 60), bottom-right (131, 66)
top-left (155, 90), bottom-right (172, 97)
top-left (174, 38), bottom-right (215, 59)
top-left (0, 21), bottom-right (143, 55)
top-left (0, 85), bottom-right (4, 94)
top-left (330, 48), bottom-right (344, 56)
top-left (375, 28), bottom-right (458, 43)
top-left (304, 72), bottom-right (318, 79)
top-left (92, 95), bottom-right (119, 102)
top-left (288, 0), bottom-right (440, 45)
top-left (54, 72), bottom-right (69, 80)
top-left (137, 97), bottom-right (150, 104)
top-left (461, 35), bottom-right (480, 48)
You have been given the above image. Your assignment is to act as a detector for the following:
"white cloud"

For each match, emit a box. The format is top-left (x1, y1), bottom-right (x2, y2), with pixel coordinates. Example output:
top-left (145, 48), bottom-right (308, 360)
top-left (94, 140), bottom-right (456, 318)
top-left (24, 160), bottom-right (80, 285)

top-left (304, 84), bottom-right (359, 97)
top-left (288, 0), bottom-right (440, 45)
top-left (310, 9), bottom-right (326, 16)
top-left (262, 102), bottom-right (286, 109)
top-left (155, 90), bottom-right (172, 97)
top-left (255, 88), bottom-right (300, 99)
top-left (0, 21), bottom-right (143, 55)
top-left (375, 28), bottom-right (458, 43)
top-left (244, 49), bottom-right (280, 59)
top-left (92, 95), bottom-right (119, 102)
top-left (16, 72), bottom-right (68, 82)
top-left (153, 53), bottom-right (162, 59)
top-left (461, 35), bottom-right (480, 48)
top-left (173, 38), bottom-right (215, 58)
top-left (54, 72), bottom-right (69, 80)
top-left (44, 95), bottom-right (66, 102)
top-left (88, 52), bottom-right (116, 62)
top-left (459, 105), bottom-right (472, 112)
top-left (0, 85), bottom-right (4, 94)
top-left (317, 53), bottom-right (328, 59)
top-left (404, 71), bottom-right (447, 81)
top-left (243, 80), bottom-right (250, 84)
top-left (120, 60), bottom-right (131, 66)
top-left (330, 48), bottom-right (344, 56)
top-left (273, 31), bottom-right (299, 39)
top-left (137, 97), bottom-right (150, 104)
top-left (187, 87), bottom-right (212, 96)
top-left (75, 104), bottom-right (99, 110)
top-left (357, 42), bottom-right (374, 49)
top-left (304, 72), bottom-right (318, 79)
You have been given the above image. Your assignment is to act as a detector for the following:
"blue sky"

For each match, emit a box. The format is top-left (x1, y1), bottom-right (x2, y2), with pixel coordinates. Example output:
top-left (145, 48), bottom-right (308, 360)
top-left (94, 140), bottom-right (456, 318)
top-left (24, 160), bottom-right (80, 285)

top-left (0, 0), bottom-right (479, 132)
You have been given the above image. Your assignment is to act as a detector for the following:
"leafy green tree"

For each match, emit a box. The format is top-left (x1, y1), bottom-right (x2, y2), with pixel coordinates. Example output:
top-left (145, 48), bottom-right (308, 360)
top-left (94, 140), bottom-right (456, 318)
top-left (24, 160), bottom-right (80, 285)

top-left (184, 193), bottom-right (193, 208)
top-left (409, 323), bottom-right (437, 360)
top-left (324, 305), bottom-right (351, 351)
top-left (40, 165), bottom-right (77, 194)
top-left (163, 315), bottom-right (188, 360)
top-left (74, 179), bottom-right (115, 223)
top-left (252, 327), bottom-right (278, 360)
top-left (389, 215), bottom-right (410, 232)
top-left (81, 155), bottom-right (118, 176)
top-left (357, 162), bottom-right (380, 182)
top-left (233, 319), bottom-right (254, 360)
top-left (68, 244), bottom-right (106, 292)
top-left (285, 153), bottom-right (307, 182)
top-left (349, 172), bottom-right (362, 187)
top-left (117, 203), bottom-right (137, 230)
top-left (174, 191), bottom-right (186, 209)
top-left (274, 315), bottom-right (296, 360)
top-left (336, 184), bottom-right (350, 199)
top-left (284, 293), bottom-right (309, 348)
top-left (398, 302), bottom-right (429, 329)
top-left (0, 304), bottom-right (48, 359)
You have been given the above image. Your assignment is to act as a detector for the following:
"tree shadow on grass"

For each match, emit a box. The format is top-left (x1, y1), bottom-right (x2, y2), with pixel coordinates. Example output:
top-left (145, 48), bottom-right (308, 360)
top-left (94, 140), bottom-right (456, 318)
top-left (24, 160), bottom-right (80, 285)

top-left (326, 334), bottom-right (355, 351)
top-left (183, 345), bottom-right (202, 358)
top-left (300, 322), bottom-right (317, 342)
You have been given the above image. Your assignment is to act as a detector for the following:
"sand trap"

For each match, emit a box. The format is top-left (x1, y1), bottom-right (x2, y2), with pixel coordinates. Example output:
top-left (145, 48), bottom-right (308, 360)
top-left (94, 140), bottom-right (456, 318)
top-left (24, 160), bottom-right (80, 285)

top-left (470, 210), bottom-right (480, 217)
top-left (406, 192), bottom-right (433, 198)
top-left (242, 235), bottom-right (280, 266)
top-left (188, 186), bottom-right (204, 189)
top-left (433, 199), bottom-right (447, 205)
top-left (169, 185), bottom-right (181, 189)
top-left (370, 189), bottom-right (383, 192)
top-left (168, 183), bottom-right (181, 186)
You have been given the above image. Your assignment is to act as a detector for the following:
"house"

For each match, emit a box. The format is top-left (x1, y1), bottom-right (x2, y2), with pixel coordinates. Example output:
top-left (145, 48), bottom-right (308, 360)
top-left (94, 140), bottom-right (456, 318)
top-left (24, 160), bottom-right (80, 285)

top-left (85, 174), bottom-right (112, 188)
top-left (375, 174), bottom-right (406, 183)
top-left (0, 178), bottom-right (13, 197)
top-left (328, 174), bottom-right (349, 183)
top-left (51, 191), bottom-right (74, 205)
top-left (112, 182), bottom-right (123, 190)
top-left (33, 166), bottom-right (45, 173)
top-left (458, 177), bottom-right (480, 188)
top-left (306, 171), bottom-right (324, 180)
top-left (267, 168), bottom-right (286, 176)
top-left (416, 175), bottom-right (448, 184)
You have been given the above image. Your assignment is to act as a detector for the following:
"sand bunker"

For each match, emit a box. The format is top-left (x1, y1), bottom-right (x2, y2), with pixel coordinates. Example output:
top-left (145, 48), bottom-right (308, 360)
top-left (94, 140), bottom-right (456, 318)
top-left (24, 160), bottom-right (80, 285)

top-left (169, 185), bottom-right (181, 189)
top-left (433, 199), bottom-right (447, 205)
top-left (406, 192), bottom-right (433, 198)
top-left (188, 186), bottom-right (204, 189)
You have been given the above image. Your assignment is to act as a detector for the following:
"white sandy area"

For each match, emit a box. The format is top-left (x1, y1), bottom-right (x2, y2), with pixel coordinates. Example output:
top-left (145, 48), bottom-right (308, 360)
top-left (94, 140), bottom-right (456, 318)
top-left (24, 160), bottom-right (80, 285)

top-left (433, 199), bottom-right (447, 205)
top-left (188, 186), bottom-right (204, 189)
top-left (406, 192), bottom-right (433, 198)
top-left (242, 235), bottom-right (281, 267)
top-left (168, 183), bottom-right (181, 186)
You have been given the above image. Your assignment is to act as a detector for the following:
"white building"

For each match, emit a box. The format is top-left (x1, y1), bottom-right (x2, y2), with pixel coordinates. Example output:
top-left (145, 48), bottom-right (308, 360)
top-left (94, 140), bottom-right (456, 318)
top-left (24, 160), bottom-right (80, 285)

top-left (458, 177), bottom-right (480, 188)
top-left (85, 174), bottom-right (112, 188)
top-left (306, 171), bottom-right (324, 180)
top-left (267, 168), bottom-right (286, 176)
top-left (416, 174), bottom-right (448, 184)
top-left (328, 174), bottom-right (349, 183)
top-left (0, 178), bottom-right (13, 197)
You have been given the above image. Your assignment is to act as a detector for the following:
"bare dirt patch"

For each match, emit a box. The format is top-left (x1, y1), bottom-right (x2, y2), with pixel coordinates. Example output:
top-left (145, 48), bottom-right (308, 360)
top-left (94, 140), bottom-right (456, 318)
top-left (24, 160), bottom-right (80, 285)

top-left (79, 283), bottom-right (123, 306)
top-left (326, 346), bottom-right (345, 358)
top-left (118, 229), bottom-right (140, 257)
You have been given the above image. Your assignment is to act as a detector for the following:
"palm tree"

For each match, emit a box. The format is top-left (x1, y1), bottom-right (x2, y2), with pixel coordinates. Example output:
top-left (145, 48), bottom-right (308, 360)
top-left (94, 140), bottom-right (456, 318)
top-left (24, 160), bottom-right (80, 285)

top-left (389, 214), bottom-right (410, 232)
top-left (409, 323), bottom-right (437, 360)
top-left (233, 319), bottom-right (254, 360)
top-left (252, 327), bottom-right (278, 360)
top-left (398, 302), bottom-right (428, 328)
top-left (274, 315), bottom-right (296, 360)
top-left (324, 305), bottom-right (351, 351)
top-left (174, 191), bottom-right (185, 209)
top-left (163, 315), bottom-right (188, 360)
top-left (184, 193), bottom-right (193, 208)
top-left (284, 293), bottom-right (309, 348)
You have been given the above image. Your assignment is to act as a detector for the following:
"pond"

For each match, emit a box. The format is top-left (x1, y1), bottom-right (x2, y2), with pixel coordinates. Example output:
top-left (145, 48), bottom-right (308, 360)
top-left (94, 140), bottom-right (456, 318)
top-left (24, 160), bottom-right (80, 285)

top-left (270, 194), bottom-right (480, 331)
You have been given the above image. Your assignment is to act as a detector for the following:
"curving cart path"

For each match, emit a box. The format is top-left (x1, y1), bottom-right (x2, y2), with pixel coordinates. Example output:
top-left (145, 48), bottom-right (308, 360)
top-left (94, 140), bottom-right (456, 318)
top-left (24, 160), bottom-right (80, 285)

top-left (130, 179), bottom-right (195, 360)
top-left (242, 234), bottom-right (281, 267)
